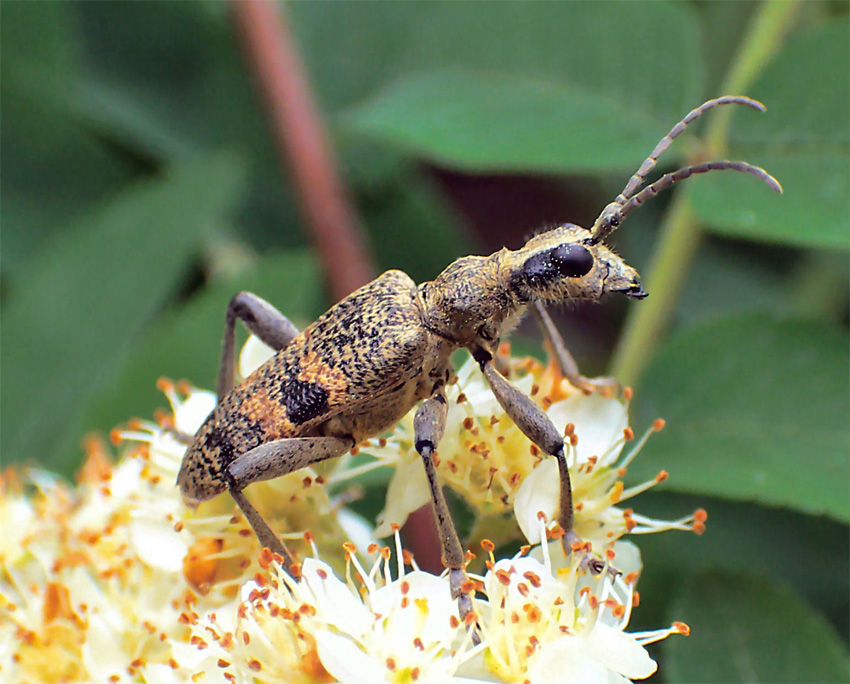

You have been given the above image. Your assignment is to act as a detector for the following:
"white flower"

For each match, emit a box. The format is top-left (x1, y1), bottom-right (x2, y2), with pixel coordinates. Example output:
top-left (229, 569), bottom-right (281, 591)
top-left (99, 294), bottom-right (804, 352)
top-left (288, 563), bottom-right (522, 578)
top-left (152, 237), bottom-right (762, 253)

top-left (465, 520), bottom-right (687, 684)
top-left (361, 350), bottom-right (706, 560)
top-left (191, 533), bottom-right (479, 684)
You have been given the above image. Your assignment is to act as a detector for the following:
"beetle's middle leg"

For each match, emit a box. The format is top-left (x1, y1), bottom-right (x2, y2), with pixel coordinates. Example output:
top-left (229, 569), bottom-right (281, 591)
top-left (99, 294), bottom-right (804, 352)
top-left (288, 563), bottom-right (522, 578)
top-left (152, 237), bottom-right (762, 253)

top-left (226, 436), bottom-right (353, 570)
top-left (413, 383), bottom-right (478, 629)
top-left (218, 291), bottom-right (301, 398)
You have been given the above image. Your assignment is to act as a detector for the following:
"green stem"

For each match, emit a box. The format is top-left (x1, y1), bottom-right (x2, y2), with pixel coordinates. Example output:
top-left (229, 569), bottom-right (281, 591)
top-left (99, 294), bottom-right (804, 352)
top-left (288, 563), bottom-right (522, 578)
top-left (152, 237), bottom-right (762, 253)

top-left (609, 0), bottom-right (801, 387)
top-left (787, 251), bottom-right (850, 321)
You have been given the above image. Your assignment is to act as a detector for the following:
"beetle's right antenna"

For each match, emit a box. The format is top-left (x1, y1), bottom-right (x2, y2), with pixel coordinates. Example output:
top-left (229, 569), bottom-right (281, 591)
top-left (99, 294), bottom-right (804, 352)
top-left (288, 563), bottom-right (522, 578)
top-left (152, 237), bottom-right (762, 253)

top-left (588, 96), bottom-right (782, 244)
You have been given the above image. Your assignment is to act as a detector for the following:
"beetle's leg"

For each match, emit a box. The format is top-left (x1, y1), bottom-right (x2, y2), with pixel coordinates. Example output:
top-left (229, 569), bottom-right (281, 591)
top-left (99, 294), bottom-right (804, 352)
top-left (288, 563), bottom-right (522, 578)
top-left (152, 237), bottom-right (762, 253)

top-left (226, 436), bottom-right (353, 572)
top-left (163, 427), bottom-right (195, 444)
top-left (532, 301), bottom-right (619, 394)
top-left (473, 347), bottom-right (579, 553)
top-left (219, 292), bottom-right (301, 398)
top-left (414, 384), bottom-right (478, 634)
top-left (229, 487), bottom-right (296, 568)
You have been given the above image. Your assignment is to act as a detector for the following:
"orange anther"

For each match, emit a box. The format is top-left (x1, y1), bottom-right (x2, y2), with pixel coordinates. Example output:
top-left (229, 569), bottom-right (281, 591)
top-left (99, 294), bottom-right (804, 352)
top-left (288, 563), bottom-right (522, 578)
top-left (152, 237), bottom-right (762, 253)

top-left (623, 427), bottom-right (634, 441)
top-left (623, 386), bottom-right (633, 400)
top-left (653, 418), bottom-right (666, 431)
top-left (673, 621), bottom-right (690, 635)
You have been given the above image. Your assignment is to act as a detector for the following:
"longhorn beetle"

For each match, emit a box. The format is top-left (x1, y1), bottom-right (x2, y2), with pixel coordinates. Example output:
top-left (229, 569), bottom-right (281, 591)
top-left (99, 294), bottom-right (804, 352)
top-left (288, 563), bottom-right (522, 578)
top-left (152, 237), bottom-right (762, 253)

top-left (178, 96), bottom-right (781, 621)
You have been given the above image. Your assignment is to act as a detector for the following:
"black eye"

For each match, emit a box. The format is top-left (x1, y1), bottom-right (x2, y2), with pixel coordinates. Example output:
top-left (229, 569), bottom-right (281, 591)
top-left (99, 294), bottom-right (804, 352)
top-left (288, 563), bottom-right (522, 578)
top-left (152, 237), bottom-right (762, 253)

top-left (551, 243), bottom-right (594, 278)
top-left (521, 243), bottom-right (595, 288)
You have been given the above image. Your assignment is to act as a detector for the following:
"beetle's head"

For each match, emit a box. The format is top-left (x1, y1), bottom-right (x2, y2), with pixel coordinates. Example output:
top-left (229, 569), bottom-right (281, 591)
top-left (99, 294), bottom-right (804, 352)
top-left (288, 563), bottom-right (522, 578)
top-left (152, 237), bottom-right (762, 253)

top-left (508, 224), bottom-right (645, 305)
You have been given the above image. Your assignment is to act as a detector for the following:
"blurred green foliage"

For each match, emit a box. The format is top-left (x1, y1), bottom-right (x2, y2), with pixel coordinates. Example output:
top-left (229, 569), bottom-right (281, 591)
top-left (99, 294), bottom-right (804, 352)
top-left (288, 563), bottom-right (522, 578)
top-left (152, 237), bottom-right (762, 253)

top-left (1, 2), bottom-right (847, 681)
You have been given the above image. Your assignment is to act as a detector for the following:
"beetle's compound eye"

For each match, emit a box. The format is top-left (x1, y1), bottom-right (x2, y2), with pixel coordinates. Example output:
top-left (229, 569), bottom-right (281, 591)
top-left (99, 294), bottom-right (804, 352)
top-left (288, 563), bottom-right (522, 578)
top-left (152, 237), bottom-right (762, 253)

top-left (551, 243), bottom-right (594, 277)
top-left (523, 243), bottom-right (594, 287)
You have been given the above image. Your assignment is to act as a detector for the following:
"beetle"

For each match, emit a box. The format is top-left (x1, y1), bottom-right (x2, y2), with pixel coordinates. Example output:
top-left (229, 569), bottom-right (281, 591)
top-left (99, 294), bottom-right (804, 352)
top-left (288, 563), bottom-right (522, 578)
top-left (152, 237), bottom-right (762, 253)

top-left (178, 96), bottom-right (781, 620)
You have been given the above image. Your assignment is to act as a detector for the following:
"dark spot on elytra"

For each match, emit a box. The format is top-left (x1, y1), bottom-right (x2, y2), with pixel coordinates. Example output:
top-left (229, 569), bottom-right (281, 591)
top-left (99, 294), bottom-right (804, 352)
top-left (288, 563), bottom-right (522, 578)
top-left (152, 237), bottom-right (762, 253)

top-left (280, 377), bottom-right (330, 425)
top-left (204, 425), bottom-right (236, 466)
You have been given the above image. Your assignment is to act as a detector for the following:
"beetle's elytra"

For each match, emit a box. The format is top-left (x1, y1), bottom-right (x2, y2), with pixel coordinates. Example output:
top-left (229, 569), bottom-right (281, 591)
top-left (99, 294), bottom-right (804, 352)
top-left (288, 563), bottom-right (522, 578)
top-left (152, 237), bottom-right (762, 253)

top-left (178, 96), bottom-right (781, 623)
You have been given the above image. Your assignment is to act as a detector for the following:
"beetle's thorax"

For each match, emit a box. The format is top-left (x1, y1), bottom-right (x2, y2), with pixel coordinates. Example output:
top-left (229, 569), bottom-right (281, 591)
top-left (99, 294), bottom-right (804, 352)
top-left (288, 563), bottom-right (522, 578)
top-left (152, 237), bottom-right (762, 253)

top-left (418, 251), bottom-right (525, 346)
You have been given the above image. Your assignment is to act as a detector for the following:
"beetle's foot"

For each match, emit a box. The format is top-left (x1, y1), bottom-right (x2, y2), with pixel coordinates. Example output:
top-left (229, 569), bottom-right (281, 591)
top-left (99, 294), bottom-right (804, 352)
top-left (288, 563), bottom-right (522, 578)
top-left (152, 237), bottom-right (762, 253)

top-left (572, 374), bottom-right (621, 396)
top-left (163, 425), bottom-right (194, 444)
top-left (561, 529), bottom-right (621, 579)
top-left (450, 567), bottom-right (481, 645)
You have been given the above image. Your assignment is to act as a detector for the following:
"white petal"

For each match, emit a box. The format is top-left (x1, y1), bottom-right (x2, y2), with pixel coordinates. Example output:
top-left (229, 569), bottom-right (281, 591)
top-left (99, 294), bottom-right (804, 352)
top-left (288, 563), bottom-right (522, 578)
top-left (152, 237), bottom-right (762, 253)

top-left (174, 390), bottom-right (217, 434)
top-left (239, 334), bottom-right (277, 378)
top-left (548, 393), bottom-right (627, 466)
top-left (587, 622), bottom-right (657, 679)
top-left (371, 570), bottom-right (459, 648)
top-left (373, 454), bottom-right (431, 538)
top-left (514, 458), bottom-right (559, 544)
top-left (302, 558), bottom-right (373, 638)
top-left (611, 540), bottom-right (642, 577)
top-left (528, 636), bottom-right (610, 684)
top-left (337, 507), bottom-right (375, 553)
top-left (315, 630), bottom-right (387, 684)
top-left (130, 518), bottom-right (187, 573)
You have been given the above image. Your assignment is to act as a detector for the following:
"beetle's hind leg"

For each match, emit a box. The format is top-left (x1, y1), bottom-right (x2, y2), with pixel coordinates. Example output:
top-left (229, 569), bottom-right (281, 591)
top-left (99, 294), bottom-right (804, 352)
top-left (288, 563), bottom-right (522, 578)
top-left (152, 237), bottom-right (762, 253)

top-left (414, 383), bottom-right (479, 638)
top-left (218, 291), bottom-right (301, 398)
top-left (226, 436), bottom-right (353, 571)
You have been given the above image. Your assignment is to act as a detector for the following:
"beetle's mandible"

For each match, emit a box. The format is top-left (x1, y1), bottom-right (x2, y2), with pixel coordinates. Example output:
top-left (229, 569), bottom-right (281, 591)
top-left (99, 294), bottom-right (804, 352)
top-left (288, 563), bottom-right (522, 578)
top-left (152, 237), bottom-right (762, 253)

top-left (178, 96), bottom-right (781, 623)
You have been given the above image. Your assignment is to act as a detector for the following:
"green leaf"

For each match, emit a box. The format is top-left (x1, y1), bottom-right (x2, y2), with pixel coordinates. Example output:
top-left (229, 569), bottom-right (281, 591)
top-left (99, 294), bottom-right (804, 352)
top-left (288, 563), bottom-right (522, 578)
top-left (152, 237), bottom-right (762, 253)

top-left (693, 16), bottom-right (849, 249)
top-left (0, 1), bottom-right (135, 275)
top-left (628, 493), bottom-right (849, 639)
top-left (333, 2), bottom-right (702, 172)
top-left (664, 571), bottom-right (850, 683)
top-left (73, 251), bottom-right (324, 453)
top-left (344, 71), bottom-right (667, 174)
top-left (631, 315), bottom-right (849, 521)
top-left (297, 1), bottom-right (702, 118)
top-left (0, 152), bottom-right (246, 473)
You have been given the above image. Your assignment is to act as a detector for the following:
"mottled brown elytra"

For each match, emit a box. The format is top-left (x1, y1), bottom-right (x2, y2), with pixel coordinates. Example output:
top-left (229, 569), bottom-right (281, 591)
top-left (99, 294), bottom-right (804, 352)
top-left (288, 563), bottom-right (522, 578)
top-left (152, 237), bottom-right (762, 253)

top-left (178, 96), bottom-right (781, 626)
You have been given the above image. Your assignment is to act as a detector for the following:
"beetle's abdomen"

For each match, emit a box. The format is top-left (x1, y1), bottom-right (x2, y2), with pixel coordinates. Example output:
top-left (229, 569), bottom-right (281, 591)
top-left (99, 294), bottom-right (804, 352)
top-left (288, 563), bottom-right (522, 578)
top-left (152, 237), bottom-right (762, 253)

top-left (177, 269), bottom-right (443, 505)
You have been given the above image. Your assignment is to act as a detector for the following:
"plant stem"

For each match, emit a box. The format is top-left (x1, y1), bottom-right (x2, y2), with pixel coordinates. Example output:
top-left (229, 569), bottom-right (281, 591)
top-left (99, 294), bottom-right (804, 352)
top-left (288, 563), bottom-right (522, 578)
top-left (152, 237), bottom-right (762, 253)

top-left (609, 0), bottom-right (801, 387)
top-left (230, 0), bottom-right (375, 299)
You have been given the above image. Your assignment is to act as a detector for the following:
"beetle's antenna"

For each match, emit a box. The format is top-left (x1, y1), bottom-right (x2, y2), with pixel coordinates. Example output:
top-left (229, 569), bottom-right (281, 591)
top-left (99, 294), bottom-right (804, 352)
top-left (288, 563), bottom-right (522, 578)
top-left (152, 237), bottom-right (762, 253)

top-left (588, 96), bottom-right (781, 244)
top-left (618, 96), bottom-right (765, 202)
top-left (616, 159), bottom-right (781, 222)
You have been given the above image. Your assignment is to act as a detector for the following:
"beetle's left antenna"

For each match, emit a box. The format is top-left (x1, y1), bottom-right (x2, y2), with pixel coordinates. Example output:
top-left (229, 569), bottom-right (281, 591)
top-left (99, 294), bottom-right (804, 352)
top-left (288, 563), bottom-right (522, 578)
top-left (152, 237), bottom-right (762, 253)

top-left (588, 96), bottom-right (782, 244)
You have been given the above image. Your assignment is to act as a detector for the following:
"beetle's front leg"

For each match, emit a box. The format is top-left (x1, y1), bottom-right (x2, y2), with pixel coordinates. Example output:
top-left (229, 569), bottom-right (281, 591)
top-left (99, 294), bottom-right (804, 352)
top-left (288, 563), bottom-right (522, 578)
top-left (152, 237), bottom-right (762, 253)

top-left (226, 435), bottom-right (353, 572)
top-left (472, 347), bottom-right (583, 554)
top-left (414, 383), bottom-right (477, 630)
top-left (532, 301), bottom-right (617, 394)
top-left (219, 292), bottom-right (302, 398)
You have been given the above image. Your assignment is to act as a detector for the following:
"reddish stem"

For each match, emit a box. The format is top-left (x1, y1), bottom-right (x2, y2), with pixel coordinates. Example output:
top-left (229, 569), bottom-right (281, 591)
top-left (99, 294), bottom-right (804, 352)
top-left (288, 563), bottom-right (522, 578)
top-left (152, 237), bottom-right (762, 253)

top-left (230, 0), bottom-right (375, 299)
top-left (230, 0), bottom-right (440, 569)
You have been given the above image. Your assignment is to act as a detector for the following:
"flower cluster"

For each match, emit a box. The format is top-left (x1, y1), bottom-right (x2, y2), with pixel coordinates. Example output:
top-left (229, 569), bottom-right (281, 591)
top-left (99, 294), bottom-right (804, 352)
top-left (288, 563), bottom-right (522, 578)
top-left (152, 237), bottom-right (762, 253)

top-left (0, 337), bottom-right (701, 683)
